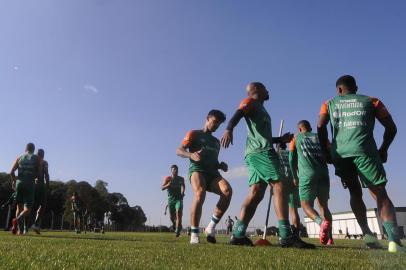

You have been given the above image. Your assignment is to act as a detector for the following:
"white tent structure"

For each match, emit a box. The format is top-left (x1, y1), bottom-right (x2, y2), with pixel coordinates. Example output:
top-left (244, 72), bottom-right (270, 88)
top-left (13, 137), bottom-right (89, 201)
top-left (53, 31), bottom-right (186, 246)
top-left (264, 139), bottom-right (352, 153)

top-left (304, 207), bottom-right (406, 239)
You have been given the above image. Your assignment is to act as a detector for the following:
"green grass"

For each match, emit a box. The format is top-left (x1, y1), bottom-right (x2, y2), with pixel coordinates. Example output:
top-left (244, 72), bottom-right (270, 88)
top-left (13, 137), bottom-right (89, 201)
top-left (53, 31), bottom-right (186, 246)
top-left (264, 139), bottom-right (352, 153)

top-left (0, 231), bottom-right (405, 270)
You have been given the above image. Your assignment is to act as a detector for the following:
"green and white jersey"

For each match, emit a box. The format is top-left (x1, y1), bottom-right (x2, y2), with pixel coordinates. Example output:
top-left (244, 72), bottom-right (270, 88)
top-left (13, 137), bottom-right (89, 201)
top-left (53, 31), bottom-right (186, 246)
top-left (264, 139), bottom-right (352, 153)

top-left (17, 153), bottom-right (40, 183)
top-left (165, 175), bottom-right (184, 201)
top-left (182, 130), bottom-right (220, 175)
top-left (290, 132), bottom-right (328, 178)
top-left (239, 98), bottom-right (273, 156)
top-left (278, 150), bottom-right (293, 182)
top-left (320, 94), bottom-right (391, 158)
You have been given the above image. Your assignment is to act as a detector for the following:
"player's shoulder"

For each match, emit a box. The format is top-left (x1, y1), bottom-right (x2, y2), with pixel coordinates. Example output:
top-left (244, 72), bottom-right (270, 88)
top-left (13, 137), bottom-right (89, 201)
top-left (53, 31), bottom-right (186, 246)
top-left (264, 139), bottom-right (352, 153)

top-left (42, 160), bottom-right (49, 166)
top-left (239, 97), bottom-right (256, 107)
top-left (164, 176), bottom-right (172, 181)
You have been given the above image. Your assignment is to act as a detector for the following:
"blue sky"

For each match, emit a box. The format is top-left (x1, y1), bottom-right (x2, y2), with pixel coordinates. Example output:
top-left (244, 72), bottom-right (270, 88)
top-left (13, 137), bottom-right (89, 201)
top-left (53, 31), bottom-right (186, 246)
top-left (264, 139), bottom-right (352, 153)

top-left (0, 0), bottom-right (405, 228)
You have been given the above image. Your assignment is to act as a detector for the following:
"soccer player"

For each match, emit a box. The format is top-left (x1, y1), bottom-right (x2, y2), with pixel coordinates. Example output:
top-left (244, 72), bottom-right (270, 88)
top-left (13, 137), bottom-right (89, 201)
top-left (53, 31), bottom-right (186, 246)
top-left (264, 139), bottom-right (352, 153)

top-left (9, 143), bottom-right (41, 235)
top-left (225, 216), bottom-right (234, 235)
top-left (71, 192), bottom-right (84, 234)
top-left (221, 82), bottom-right (314, 248)
top-left (31, 148), bottom-right (49, 234)
top-left (177, 110), bottom-right (232, 244)
top-left (278, 142), bottom-right (302, 238)
top-left (289, 120), bottom-right (333, 245)
top-left (161, 165), bottom-right (185, 237)
top-left (318, 75), bottom-right (404, 253)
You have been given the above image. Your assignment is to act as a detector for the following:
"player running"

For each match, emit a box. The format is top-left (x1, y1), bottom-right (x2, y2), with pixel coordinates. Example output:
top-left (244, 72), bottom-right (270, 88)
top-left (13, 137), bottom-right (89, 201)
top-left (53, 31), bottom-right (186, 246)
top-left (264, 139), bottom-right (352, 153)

top-left (161, 165), bottom-right (185, 237)
top-left (71, 192), bottom-right (84, 234)
top-left (31, 149), bottom-right (50, 234)
top-left (318, 75), bottom-right (404, 253)
top-left (177, 110), bottom-right (232, 244)
top-left (225, 216), bottom-right (234, 235)
top-left (277, 143), bottom-right (302, 238)
top-left (221, 82), bottom-right (314, 248)
top-left (10, 143), bottom-right (41, 235)
top-left (289, 120), bottom-right (333, 245)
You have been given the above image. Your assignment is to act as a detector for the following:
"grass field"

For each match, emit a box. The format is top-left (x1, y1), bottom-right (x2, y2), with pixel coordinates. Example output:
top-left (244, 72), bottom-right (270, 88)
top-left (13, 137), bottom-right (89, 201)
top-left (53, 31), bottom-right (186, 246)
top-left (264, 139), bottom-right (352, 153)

top-left (0, 231), bottom-right (405, 270)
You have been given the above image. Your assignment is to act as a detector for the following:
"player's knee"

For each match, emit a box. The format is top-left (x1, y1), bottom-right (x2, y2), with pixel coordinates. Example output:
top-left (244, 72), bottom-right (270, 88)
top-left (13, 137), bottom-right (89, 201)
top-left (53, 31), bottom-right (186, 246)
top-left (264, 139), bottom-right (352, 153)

top-left (223, 186), bottom-right (233, 199)
top-left (194, 190), bottom-right (206, 203)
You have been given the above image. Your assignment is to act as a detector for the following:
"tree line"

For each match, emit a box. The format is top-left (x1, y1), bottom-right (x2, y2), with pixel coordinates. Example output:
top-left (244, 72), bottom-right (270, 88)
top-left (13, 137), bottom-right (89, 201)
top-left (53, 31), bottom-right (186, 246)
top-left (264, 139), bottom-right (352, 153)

top-left (0, 173), bottom-right (147, 231)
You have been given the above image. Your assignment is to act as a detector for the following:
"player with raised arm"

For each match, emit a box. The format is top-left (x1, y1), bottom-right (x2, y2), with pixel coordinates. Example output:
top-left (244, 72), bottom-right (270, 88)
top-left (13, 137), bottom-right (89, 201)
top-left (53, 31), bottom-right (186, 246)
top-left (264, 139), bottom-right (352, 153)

top-left (318, 75), bottom-right (404, 253)
top-left (177, 110), bottom-right (232, 244)
top-left (161, 165), bottom-right (185, 237)
top-left (221, 82), bottom-right (314, 248)
top-left (289, 120), bottom-right (333, 245)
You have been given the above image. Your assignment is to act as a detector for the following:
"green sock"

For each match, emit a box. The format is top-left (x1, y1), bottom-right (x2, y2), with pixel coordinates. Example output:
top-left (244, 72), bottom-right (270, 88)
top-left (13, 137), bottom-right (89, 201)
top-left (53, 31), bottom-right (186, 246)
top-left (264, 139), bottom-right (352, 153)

top-left (233, 220), bottom-right (247, 238)
top-left (314, 216), bottom-right (322, 226)
top-left (383, 221), bottom-right (400, 242)
top-left (278, 220), bottom-right (292, 239)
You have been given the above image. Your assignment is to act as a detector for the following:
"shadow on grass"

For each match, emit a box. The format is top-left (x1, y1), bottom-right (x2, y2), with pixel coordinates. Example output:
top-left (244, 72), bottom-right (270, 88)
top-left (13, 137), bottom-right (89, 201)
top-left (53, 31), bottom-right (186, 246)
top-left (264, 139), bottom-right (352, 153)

top-left (28, 234), bottom-right (142, 243)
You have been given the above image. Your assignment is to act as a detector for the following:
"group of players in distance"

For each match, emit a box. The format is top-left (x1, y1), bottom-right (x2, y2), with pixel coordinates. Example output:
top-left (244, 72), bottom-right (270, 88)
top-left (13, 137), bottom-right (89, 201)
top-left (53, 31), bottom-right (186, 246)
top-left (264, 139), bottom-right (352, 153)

top-left (162, 75), bottom-right (405, 254)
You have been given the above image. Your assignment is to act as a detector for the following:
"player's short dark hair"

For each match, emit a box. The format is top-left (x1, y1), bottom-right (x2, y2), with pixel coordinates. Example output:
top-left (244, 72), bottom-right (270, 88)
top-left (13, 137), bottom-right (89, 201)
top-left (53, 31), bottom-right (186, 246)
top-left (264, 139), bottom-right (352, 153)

top-left (26, 143), bottom-right (35, 153)
top-left (251, 82), bottom-right (266, 91)
top-left (207, 110), bottom-right (226, 123)
top-left (171, 165), bottom-right (178, 170)
top-left (336, 75), bottom-right (358, 92)
top-left (38, 149), bottom-right (45, 157)
top-left (298, 120), bottom-right (312, 131)
top-left (278, 143), bottom-right (287, 150)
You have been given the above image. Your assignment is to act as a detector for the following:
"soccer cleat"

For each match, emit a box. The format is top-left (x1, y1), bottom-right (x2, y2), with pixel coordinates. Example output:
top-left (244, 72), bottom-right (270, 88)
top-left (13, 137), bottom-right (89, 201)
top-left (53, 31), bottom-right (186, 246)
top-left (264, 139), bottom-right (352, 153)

top-left (190, 236), bottom-right (200, 245)
top-left (31, 224), bottom-right (41, 235)
top-left (205, 228), bottom-right (216, 244)
top-left (206, 235), bottom-right (216, 244)
top-left (363, 234), bottom-right (382, 249)
top-left (327, 238), bottom-right (334, 246)
top-left (229, 236), bottom-right (254, 247)
top-left (319, 221), bottom-right (330, 245)
top-left (11, 218), bottom-right (18, 235)
top-left (388, 241), bottom-right (406, 253)
top-left (280, 235), bottom-right (316, 249)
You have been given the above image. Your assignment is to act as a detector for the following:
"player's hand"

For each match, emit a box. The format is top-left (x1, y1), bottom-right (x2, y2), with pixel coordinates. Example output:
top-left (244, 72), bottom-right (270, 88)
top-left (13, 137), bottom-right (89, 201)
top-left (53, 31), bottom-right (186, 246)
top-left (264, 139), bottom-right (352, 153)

top-left (280, 132), bottom-right (294, 143)
top-left (379, 148), bottom-right (388, 163)
top-left (293, 179), bottom-right (299, 188)
top-left (221, 130), bottom-right (233, 148)
top-left (219, 162), bottom-right (228, 172)
top-left (190, 150), bottom-right (202, 162)
top-left (323, 150), bottom-right (333, 164)
top-left (12, 181), bottom-right (16, 191)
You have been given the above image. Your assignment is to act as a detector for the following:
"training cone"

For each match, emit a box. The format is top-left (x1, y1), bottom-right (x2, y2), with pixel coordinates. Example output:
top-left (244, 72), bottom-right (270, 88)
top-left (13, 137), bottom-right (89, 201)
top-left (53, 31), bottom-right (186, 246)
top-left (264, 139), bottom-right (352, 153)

top-left (255, 238), bottom-right (271, 246)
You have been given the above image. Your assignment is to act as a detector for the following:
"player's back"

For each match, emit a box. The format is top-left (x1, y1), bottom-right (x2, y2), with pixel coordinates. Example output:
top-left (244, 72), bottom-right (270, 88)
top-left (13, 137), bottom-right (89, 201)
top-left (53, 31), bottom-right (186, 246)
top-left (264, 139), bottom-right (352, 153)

top-left (18, 153), bottom-right (39, 182)
top-left (326, 93), bottom-right (382, 158)
top-left (295, 132), bottom-right (328, 178)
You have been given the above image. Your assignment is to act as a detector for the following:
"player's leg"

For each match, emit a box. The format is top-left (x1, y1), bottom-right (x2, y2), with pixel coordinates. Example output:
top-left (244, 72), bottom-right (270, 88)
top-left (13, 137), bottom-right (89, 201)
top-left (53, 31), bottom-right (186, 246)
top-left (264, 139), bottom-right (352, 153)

top-left (175, 201), bottom-right (183, 237)
top-left (289, 188), bottom-right (301, 236)
top-left (205, 177), bottom-right (232, 243)
top-left (231, 182), bottom-right (266, 246)
top-left (32, 184), bottom-right (46, 233)
top-left (168, 203), bottom-right (176, 231)
top-left (335, 158), bottom-right (380, 248)
top-left (189, 172), bottom-right (207, 244)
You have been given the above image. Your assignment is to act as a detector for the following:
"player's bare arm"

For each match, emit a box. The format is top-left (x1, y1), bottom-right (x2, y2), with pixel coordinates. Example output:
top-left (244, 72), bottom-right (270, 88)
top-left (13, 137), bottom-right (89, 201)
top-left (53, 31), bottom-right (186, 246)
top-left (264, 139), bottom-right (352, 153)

top-left (317, 113), bottom-right (331, 163)
top-left (44, 162), bottom-right (50, 189)
top-left (272, 132), bottom-right (294, 144)
top-left (221, 109), bottom-right (245, 148)
top-left (176, 145), bottom-right (201, 162)
top-left (377, 115), bottom-right (397, 163)
top-left (161, 177), bottom-right (172, 191)
top-left (10, 157), bottom-right (19, 190)
top-left (181, 178), bottom-right (185, 197)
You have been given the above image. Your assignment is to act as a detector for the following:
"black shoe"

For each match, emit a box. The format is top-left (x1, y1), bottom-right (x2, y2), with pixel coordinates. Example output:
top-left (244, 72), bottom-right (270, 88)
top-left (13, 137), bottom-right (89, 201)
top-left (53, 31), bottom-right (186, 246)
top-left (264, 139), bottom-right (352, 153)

top-left (207, 235), bottom-right (216, 244)
top-left (280, 235), bottom-right (316, 249)
top-left (175, 233), bottom-right (180, 238)
top-left (229, 236), bottom-right (254, 246)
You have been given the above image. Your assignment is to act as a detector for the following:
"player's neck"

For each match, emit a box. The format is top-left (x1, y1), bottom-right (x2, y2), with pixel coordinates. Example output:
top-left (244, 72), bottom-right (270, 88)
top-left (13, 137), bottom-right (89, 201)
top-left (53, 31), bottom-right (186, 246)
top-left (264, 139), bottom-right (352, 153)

top-left (202, 127), bottom-right (212, 134)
